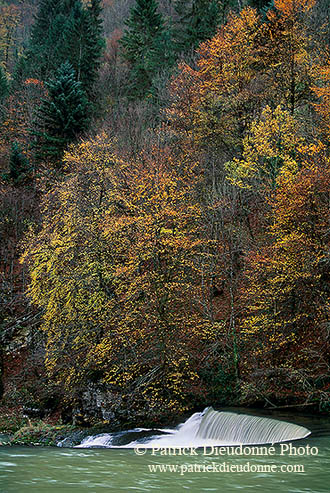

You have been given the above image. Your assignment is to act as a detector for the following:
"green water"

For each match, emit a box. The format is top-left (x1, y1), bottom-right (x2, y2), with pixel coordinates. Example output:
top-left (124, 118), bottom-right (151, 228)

top-left (0, 434), bottom-right (329, 493)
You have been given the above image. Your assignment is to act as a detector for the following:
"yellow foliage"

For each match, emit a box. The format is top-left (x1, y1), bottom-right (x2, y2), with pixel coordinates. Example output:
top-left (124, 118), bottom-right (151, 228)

top-left (22, 133), bottom-right (217, 413)
top-left (226, 106), bottom-right (304, 190)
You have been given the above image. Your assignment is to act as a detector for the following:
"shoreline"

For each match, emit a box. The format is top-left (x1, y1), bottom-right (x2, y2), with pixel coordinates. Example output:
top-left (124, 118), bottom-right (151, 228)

top-left (0, 404), bottom-right (329, 448)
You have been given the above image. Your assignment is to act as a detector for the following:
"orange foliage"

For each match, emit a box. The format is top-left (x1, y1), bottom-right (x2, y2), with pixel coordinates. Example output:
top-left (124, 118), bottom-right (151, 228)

top-left (265, 0), bottom-right (315, 113)
top-left (311, 61), bottom-right (330, 137)
top-left (242, 153), bottom-right (330, 367)
top-left (274, 0), bottom-right (315, 17)
top-left (167, 7), bottom-right (265, 151)
top-left (22, 134), bottom-right (223, 415)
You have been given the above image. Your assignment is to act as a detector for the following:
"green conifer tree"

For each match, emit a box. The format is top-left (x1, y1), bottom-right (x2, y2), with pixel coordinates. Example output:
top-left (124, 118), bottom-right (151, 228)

top-left (174, 0), bottom-right (220, 53)
top-left (61, 0), bottom-right (104, 93)
top-left (15, 0), bottom-right (104, 94)
top-left (33, 61), bottom-right (90, 164)
top-left (248, 0), bottom-right (274, 12)
top-left (8, 142), bottom-right (30, 185)
top-left (120, 0), bottom-right (173, 99)
top-left (85, 0), bottom-right (105, 91)
top-left (16, 0), bottom-right (75, 83)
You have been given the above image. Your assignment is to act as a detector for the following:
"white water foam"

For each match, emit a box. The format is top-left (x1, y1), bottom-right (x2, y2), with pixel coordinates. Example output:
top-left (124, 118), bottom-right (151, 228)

top-left (77, 433), bottom-right (113, 448)
top-left (73, 407), bottom-right (311, 449)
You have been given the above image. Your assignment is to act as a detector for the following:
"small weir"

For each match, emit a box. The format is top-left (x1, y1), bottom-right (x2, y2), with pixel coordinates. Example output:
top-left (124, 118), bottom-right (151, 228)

top-left (73, 407), bottom-right (311, 449)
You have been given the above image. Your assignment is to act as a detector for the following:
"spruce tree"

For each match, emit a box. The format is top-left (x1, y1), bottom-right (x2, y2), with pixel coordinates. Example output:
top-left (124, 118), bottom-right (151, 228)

top-left (0, 142), bottom-right (32, 186)
top-left (61, 0), bottom-right (104, 93)
top-left (248, 0), bottom-right (274, 12)
top-left (8, 142), bottom-right (31, 185)
top-left (120, 0), bottom-right (173, 99)
top-left (174, 0), bottom-right (220, 53)
top-left (15, 0), bottom-right (104, 94)
top-left (18, 0), bottom-right (75, 83)
top-left (85, 0), bottom-right (105, 91)
top-left (33, 61), bottom-right (90, 163)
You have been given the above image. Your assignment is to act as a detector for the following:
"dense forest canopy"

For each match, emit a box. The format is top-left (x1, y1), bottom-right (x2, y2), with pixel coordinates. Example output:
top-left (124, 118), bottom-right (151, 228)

top-left (0, 0), bottom-right (330, 424)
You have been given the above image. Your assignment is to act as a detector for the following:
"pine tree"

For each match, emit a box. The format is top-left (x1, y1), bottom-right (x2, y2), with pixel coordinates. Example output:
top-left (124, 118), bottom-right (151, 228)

top-left (120, 0), bottom-right (172, 99)
top-left (33, 61), bottom-right (90, 163)
top-left (174, 0), bottom-right (220, 54)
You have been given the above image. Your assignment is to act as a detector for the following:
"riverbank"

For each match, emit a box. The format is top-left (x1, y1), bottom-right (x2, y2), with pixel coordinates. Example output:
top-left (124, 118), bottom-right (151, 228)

top-left (1, 403), bottom-right (329, 448)
top-left (0, 406), bottom-right (119, 447)
top-left (0, 420), bottom-right (121, 447)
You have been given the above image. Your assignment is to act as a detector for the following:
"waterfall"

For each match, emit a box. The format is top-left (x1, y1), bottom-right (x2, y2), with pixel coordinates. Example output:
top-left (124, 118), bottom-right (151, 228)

top-left (196, 407), bottom-right (311, 445)
top-left (74, 407), bottom-right (311, 448)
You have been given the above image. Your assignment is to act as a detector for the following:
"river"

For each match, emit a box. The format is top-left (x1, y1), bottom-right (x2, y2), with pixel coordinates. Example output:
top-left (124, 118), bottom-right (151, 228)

top-left (0, 410), bottom-right (329, 492)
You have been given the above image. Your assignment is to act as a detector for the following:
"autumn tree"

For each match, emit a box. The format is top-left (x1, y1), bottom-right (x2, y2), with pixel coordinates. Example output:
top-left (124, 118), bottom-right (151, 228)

top-left (168, 0), bottom-right (318, 160)
top-left (166, 7), bottom-right (274, 390)
top-left (167, 7), bottom-right (265, 157)
top-left (22, 133), bottom-right (223, 418)
top-left (239, 149), bottom-right (330, 406)
top-left (0, 2), bottom-right (20, 70)
top-left (311, 60), bottom-right (330, 147)
top-left (226, 105), bottom-right (305, 193)
top-left (223, 82), bottom-right (330, 406)
top-left (264, 0), bottom-right (316, 114)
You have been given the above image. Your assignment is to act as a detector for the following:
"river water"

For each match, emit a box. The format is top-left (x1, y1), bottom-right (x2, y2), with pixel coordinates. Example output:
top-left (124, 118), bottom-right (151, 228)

top-left (0, 410), bottom-right (329, 492)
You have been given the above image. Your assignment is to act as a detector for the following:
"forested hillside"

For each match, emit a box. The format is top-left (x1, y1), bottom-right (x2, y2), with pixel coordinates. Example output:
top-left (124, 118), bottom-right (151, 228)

top-left (1, 0), bottom-right (330, 427)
